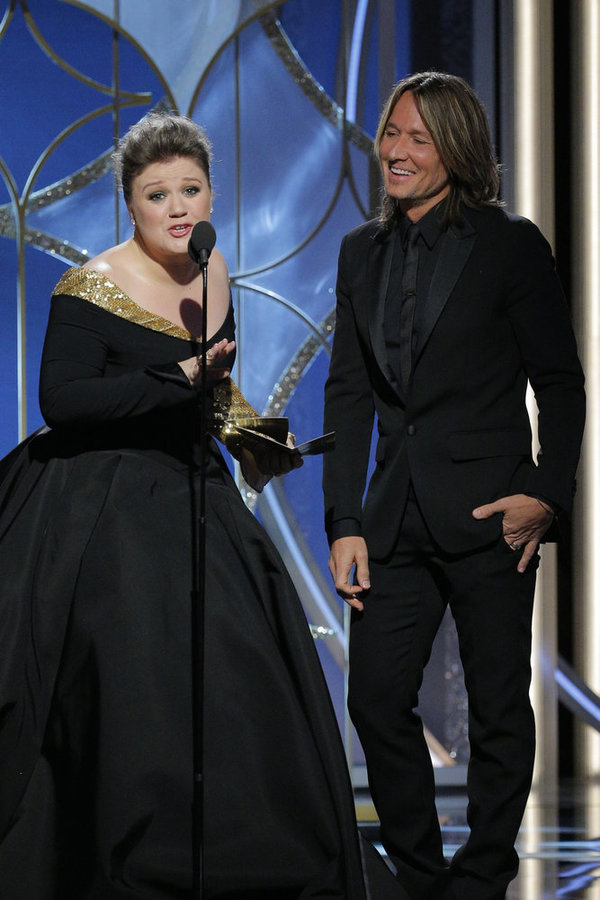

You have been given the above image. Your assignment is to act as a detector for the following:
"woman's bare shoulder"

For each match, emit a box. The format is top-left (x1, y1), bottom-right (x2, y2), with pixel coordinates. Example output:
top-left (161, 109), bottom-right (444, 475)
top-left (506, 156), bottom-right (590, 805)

top-left (82, 241), bottom-right (133, 277)
top-left (208, 246), bottom-right (228, 276)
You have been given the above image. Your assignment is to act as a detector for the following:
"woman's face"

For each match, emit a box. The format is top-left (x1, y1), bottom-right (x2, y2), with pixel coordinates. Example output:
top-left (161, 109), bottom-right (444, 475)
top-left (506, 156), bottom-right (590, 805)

top-left (128, 156), bottom-right (212, 262)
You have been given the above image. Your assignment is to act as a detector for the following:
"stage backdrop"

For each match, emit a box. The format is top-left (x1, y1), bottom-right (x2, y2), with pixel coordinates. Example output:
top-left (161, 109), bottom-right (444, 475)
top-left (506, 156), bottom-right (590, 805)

top-left (0, 0), bottom-right (494, 782)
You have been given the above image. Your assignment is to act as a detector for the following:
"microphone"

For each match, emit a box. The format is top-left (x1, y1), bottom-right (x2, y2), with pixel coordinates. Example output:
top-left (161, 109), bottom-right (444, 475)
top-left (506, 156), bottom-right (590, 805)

top-left (188, 221), bottom-right (216, 266)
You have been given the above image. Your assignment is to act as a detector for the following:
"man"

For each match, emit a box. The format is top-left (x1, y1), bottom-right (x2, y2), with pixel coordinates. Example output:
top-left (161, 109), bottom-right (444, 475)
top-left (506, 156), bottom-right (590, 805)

top-left (322, 71), bottom-right (585, 900)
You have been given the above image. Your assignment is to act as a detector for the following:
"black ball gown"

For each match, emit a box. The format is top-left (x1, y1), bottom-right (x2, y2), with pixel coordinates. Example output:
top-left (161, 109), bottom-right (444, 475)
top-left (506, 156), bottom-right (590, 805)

top-left (0, 268), bottom-right (405, 899)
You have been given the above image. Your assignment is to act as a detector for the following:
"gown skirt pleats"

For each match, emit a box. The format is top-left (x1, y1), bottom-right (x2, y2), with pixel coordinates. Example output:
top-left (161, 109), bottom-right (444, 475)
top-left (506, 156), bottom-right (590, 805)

top-left (0, 441), bottom-right (364, 898)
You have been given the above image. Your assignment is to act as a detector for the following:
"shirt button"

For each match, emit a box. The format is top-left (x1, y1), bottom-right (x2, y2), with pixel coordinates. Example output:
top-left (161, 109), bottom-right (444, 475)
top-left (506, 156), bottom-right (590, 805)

top-left (407, 425), bottom-right (416, 436)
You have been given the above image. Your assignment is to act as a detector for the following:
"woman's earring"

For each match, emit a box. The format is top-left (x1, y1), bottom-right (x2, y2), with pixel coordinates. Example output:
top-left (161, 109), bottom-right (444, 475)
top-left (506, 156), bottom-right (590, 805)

top-left (130, 217), bottom-right (136, 226)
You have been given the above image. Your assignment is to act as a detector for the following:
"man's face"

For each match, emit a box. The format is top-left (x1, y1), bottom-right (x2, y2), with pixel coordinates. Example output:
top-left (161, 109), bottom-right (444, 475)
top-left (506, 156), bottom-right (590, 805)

top-left (378, 91), bottom-right (450, 222)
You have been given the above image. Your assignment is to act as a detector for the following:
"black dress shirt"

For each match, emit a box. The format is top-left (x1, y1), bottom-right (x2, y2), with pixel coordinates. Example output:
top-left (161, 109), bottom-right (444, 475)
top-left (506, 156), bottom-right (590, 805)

top-left (385, 203), bottom-right (447, 386)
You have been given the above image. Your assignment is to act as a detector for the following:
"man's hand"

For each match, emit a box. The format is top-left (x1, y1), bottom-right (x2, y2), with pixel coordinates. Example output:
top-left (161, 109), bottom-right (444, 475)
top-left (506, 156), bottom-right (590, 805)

top-left (329, 536), bottom-right (370, 611)
top-left (472, 493), bottom-right (554, 573)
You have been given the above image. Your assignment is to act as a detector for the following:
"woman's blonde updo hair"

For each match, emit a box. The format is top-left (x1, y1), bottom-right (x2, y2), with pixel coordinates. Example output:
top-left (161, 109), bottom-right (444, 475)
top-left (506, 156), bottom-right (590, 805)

top-left (113, 112), bottom-right (213, 204)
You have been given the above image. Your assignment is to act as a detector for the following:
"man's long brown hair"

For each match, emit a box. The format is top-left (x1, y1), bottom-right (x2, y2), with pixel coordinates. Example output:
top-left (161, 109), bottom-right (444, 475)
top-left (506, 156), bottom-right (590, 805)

top-left (375, 71), bottom-right (501, 228)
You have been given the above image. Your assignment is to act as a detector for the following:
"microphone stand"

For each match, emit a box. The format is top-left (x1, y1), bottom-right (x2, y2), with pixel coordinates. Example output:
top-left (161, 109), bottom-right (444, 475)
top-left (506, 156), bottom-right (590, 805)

top-left (192, 249), bottom-right (209, 899)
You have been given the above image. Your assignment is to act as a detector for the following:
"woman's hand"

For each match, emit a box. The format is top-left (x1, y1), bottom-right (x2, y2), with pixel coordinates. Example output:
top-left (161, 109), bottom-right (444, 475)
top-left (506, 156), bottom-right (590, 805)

top-left (240, 434), bottom-right (303, 493)
top-left (179, 338), bottom-right (235, 385)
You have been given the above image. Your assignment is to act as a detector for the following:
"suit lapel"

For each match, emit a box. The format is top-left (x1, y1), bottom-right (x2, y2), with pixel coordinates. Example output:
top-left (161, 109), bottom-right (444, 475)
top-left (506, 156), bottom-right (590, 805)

top-left (414, 217), bottom-right (476, 364)
top-left (366, 227), bottom-right (404, 395)
top-left (364, 213), bottom-right (477, 394)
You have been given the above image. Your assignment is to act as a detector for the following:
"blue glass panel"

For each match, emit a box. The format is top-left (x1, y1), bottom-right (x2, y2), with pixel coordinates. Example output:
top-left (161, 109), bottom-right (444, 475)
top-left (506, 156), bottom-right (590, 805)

top-left (278, 0), bottom-right (342, 102)
top-left (23, 247), bottom-right (70, 437)
top-left (236, 22), bottom-right (343, 271)
top-left (362, 7), bottom-right (381, 137)
top-left (68, 0), bottom-right (280, 113)
top-left (192, 40), bottom-right (242, 264)
top-left (0, 244), bottom-right (19, 455)
top-left (28, 0), bottom-right (117, 84)
top-left (395, 0), bottom-right (412, 80)
top-left (27, 168), bottom-right (127, 260)
top-left (280, 349), bottom-right (332, 557)
top-left (230, 180), bottom-right (368, 411)
top-left (0, 7), bottom-right (115, 188)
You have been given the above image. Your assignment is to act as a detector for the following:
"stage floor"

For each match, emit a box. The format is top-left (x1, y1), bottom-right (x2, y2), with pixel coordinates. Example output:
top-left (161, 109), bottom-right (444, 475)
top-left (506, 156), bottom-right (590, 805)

top-left (358, 779), bottom-right (600, 899)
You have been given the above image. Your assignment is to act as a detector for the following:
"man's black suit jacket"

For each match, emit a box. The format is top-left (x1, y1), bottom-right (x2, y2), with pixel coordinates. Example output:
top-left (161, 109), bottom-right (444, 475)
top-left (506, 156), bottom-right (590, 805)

top-left (323, 204), bottom-right (585, 560)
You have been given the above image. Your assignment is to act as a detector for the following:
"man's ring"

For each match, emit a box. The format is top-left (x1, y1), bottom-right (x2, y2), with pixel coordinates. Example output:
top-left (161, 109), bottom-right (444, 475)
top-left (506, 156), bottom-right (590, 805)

top-left (510, 542), bottom-right (521, 551)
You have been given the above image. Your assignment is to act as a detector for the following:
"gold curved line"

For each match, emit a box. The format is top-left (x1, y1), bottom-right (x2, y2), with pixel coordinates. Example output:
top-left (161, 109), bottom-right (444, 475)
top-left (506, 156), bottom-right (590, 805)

top-left (186, 4), bottom-right (355, 135)
top-left (25, 150), bottom-right (113, 212)
top-left (228, 155), bottom-right (372, 281)
top-left (20, 99), bottom-right (143, 206)
top-left (184, 7), bottom-right (372, 274)
top-left (260, 12), bottom-right (373, 154)
top-left (185, 0), bottom-right (290, 116)
top-left (19, 99), bottom-right (182, 220)
top-left (241, 304), bottom-right (335, 514)
top-left (0, 0), bottom-right (15, 41)
top-left (63, 0), bottom-right (178, 110)
top-left (21, 0), bottom-right (148, 101)
top-left (264, 11), bottom-right (376, 220)
top-left (1, 152), bottom-right (116, 242)
top-left (229, 163), bottom-right (347, 280)
top-left (1, 216), bottom-right (93, 266)
top-left (17, 200), bottom-right (27, 439)
top-left (0, 156), bottom-right (20, 209)
top-left (342, 135), bottom-right (374, 221)
top-left (232, 279), bottom-right (330, 350)
top-left (22, 227), bottom-right (91, 265)
top-left (262, 307), bottom-right (335, 418)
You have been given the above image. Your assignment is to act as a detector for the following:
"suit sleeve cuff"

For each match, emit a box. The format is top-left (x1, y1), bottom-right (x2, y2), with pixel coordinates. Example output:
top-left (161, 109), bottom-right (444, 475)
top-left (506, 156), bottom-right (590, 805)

top-left (524, 492), bottom-right (561, 518)
top-left (328, 517), bottom-right (362, 544)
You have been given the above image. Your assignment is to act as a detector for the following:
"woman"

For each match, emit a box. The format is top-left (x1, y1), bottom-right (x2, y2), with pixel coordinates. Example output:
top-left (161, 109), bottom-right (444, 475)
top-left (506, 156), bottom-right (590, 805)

top-left (0, 114), bottom-right (404, 899)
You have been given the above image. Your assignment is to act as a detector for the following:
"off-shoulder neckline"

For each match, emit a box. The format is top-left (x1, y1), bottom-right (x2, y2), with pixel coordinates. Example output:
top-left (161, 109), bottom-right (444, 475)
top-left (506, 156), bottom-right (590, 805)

top-left (52, 267), bottom-right (232, 342)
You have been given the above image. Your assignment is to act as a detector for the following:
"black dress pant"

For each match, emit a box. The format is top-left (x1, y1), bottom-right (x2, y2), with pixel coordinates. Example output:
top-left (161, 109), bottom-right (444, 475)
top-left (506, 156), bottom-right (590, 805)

top-left (348, 489), bottom-right (537, 900)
